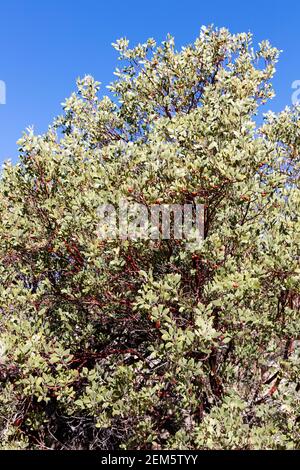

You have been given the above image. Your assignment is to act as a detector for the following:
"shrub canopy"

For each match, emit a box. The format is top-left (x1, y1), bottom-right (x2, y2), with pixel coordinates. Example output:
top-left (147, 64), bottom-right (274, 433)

top-left (0, 26), bottom-right (300, 449)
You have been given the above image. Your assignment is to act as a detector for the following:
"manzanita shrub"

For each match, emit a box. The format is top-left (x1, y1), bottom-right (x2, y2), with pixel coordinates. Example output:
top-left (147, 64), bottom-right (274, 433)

top-left (0, 26), bottom-right (300, 450)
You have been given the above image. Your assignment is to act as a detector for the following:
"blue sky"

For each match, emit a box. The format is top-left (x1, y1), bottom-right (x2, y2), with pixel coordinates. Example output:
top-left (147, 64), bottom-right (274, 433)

top-left (1, 0), bottom-right (300, 163)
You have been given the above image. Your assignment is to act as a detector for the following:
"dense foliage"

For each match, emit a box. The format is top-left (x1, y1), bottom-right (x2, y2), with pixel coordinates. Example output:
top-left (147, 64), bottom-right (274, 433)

top-left (0, 26), bottom-right (299, 449)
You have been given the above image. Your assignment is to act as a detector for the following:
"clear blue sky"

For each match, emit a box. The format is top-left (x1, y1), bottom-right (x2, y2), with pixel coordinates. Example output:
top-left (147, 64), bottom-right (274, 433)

top-left (1, 0), bottom-right (300, 163)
